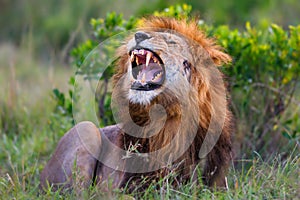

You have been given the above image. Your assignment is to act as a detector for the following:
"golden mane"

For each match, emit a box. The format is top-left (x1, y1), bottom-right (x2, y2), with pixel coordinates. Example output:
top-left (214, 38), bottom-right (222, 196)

top-left (40, 16), bottom-right (234, 193)
top-left (111, 17), bottom-right (234, 189)
top-left (138, 16), bottom-right (232, 66)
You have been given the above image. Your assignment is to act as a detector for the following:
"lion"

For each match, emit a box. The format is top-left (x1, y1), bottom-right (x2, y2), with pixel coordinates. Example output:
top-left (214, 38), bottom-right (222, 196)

top-left (40, 16), bottom-right (234, 193)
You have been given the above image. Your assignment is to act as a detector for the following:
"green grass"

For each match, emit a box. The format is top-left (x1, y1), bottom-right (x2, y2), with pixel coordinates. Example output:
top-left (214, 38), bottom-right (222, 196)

top-left (0, 43), bottom-right (299, 199)
top-left (0, 137), bottom-right (299, 200)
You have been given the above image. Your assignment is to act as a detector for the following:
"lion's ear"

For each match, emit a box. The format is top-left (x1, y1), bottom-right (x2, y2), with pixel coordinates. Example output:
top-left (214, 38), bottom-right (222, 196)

top-left (207, 47), bottom-right (232, 66)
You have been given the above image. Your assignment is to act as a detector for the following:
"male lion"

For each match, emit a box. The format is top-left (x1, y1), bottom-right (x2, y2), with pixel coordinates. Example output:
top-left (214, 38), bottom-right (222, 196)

top-left (40, 16), bottom-right (234, 192)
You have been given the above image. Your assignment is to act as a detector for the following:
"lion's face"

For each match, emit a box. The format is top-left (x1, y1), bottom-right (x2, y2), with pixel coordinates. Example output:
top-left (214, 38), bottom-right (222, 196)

top-left (125, 30), bottom-right (194, 105)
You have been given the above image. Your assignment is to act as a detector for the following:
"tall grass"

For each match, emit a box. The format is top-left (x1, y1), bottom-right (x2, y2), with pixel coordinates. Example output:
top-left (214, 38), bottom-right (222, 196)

top-left (0, 136), bottom-right (299, 199)
top-left (0, 41), bottom-right (74, 198)
top-left (0, 42), bottom-right (72, 133)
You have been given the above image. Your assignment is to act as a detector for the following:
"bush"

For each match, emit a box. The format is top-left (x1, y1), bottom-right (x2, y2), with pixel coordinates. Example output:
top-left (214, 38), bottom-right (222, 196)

top-left (210, 23), bottom-right (300, 157)
top-left (54, 4), bottom-right (300, 158)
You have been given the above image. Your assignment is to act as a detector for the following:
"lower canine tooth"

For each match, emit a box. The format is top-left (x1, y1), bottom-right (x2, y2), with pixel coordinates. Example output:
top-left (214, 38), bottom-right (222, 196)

top-left (136, 57), bottom-right (139, 65)
top-left (142, 73), bottom-right (146, 83)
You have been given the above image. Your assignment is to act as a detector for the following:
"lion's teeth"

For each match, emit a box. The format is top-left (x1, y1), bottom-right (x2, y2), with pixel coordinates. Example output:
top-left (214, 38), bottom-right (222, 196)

top-left (141, 73), bottom-right (146, 83)
top-left (133, 49), bottom-right (138, 54)
top-left (139, 49), bottom-right (145, 55)
top-left (153, 57), bottom-right (158, 63)
top-left (152, 76), bottom-right (157, 82)
top-left (152, 72), bottom-right (162, 82)
top-left (130, 53), bottom-right (134, 62)
top-left (146, 52), bottom-right (152, 67)
top-left (136, 56), bottom-right (139, 65)
top-left (157, 72), bottom-right (162, 79)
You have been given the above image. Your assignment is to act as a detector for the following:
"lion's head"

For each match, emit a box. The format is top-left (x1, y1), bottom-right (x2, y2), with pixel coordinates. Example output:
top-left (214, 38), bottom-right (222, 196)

top-left (113, 17), bottom-right (231, 130)
top-left (111, 18), bottom-right (234, 189)
top-left (114, 17), bottom-right (231, 105)
top-left (111, 16), bottom-right (233, 173)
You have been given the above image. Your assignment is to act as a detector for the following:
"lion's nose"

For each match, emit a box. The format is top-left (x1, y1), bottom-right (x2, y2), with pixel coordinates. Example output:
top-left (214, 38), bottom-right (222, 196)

top-left (134, 31), bottom-right (151, 43)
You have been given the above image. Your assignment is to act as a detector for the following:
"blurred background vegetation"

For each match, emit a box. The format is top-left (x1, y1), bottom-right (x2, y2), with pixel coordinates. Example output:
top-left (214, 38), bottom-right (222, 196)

top-left (1, 0), bottom-right (300, 61)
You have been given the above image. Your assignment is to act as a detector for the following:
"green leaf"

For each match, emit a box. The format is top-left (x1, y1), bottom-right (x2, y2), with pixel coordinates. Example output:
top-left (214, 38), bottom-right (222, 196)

top-left (282, 132), bottom-right (292, 140)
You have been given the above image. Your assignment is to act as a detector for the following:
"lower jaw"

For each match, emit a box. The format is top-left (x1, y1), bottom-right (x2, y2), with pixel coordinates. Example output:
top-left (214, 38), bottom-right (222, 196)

top-left (130, 81), bottom-right (163, 91)
top-left (128, 89), bottom-right (159, 105)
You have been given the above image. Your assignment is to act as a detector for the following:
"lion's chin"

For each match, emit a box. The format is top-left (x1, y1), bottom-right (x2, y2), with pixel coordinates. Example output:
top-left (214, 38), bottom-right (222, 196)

top-left (128, 89), bottom-right (160, 105)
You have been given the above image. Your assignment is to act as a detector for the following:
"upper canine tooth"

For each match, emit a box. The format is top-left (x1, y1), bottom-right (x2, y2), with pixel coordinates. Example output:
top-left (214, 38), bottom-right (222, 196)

top-left (136, 56), bottom-right (140, 65)
top-left (146, 52), bottom-right (152, 67)
top-left (130, 53), bottom-right (134, 62)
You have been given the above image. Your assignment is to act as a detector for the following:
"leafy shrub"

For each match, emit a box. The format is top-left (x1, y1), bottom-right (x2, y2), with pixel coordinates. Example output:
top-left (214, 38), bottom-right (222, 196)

top-left (52, 76), bottom-right (78, 126)
top-left (54, 4), bottom-right (300, 158)
top-left (210, 23), bottom-right (300, 157)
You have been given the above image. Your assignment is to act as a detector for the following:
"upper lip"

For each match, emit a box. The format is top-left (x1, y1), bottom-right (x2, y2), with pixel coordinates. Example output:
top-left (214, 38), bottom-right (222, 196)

top-left (129, 48), bottom-right (163, 64)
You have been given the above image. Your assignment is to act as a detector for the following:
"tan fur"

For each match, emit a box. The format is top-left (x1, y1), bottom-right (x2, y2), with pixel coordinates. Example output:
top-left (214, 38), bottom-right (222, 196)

top-left (112, 16), bottom-right (234, 189)
top-left (40, 16), bottom-right (234, 193)
top-left (139, 16), bottom-right (232, 66)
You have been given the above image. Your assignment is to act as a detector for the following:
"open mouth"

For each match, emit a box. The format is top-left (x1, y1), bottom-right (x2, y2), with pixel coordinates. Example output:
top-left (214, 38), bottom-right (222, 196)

top-left (129, 48), bottom-right (165, 91)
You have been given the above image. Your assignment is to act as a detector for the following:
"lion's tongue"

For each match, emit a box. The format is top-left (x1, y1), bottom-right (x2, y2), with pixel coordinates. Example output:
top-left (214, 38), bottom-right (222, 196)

top-left (136, 64), bottom-right (163, 84)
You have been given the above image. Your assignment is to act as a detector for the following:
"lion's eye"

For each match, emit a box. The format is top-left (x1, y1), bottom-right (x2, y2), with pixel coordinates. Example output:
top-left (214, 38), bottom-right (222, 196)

top-left (183, 60), bottom-right (191, 70)
top-left (162, 34), bottom-right (177, 44)
top-left (183, 60), bottom-right (191, 82)
top-left (168, 40), bottom-right (177, 44)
